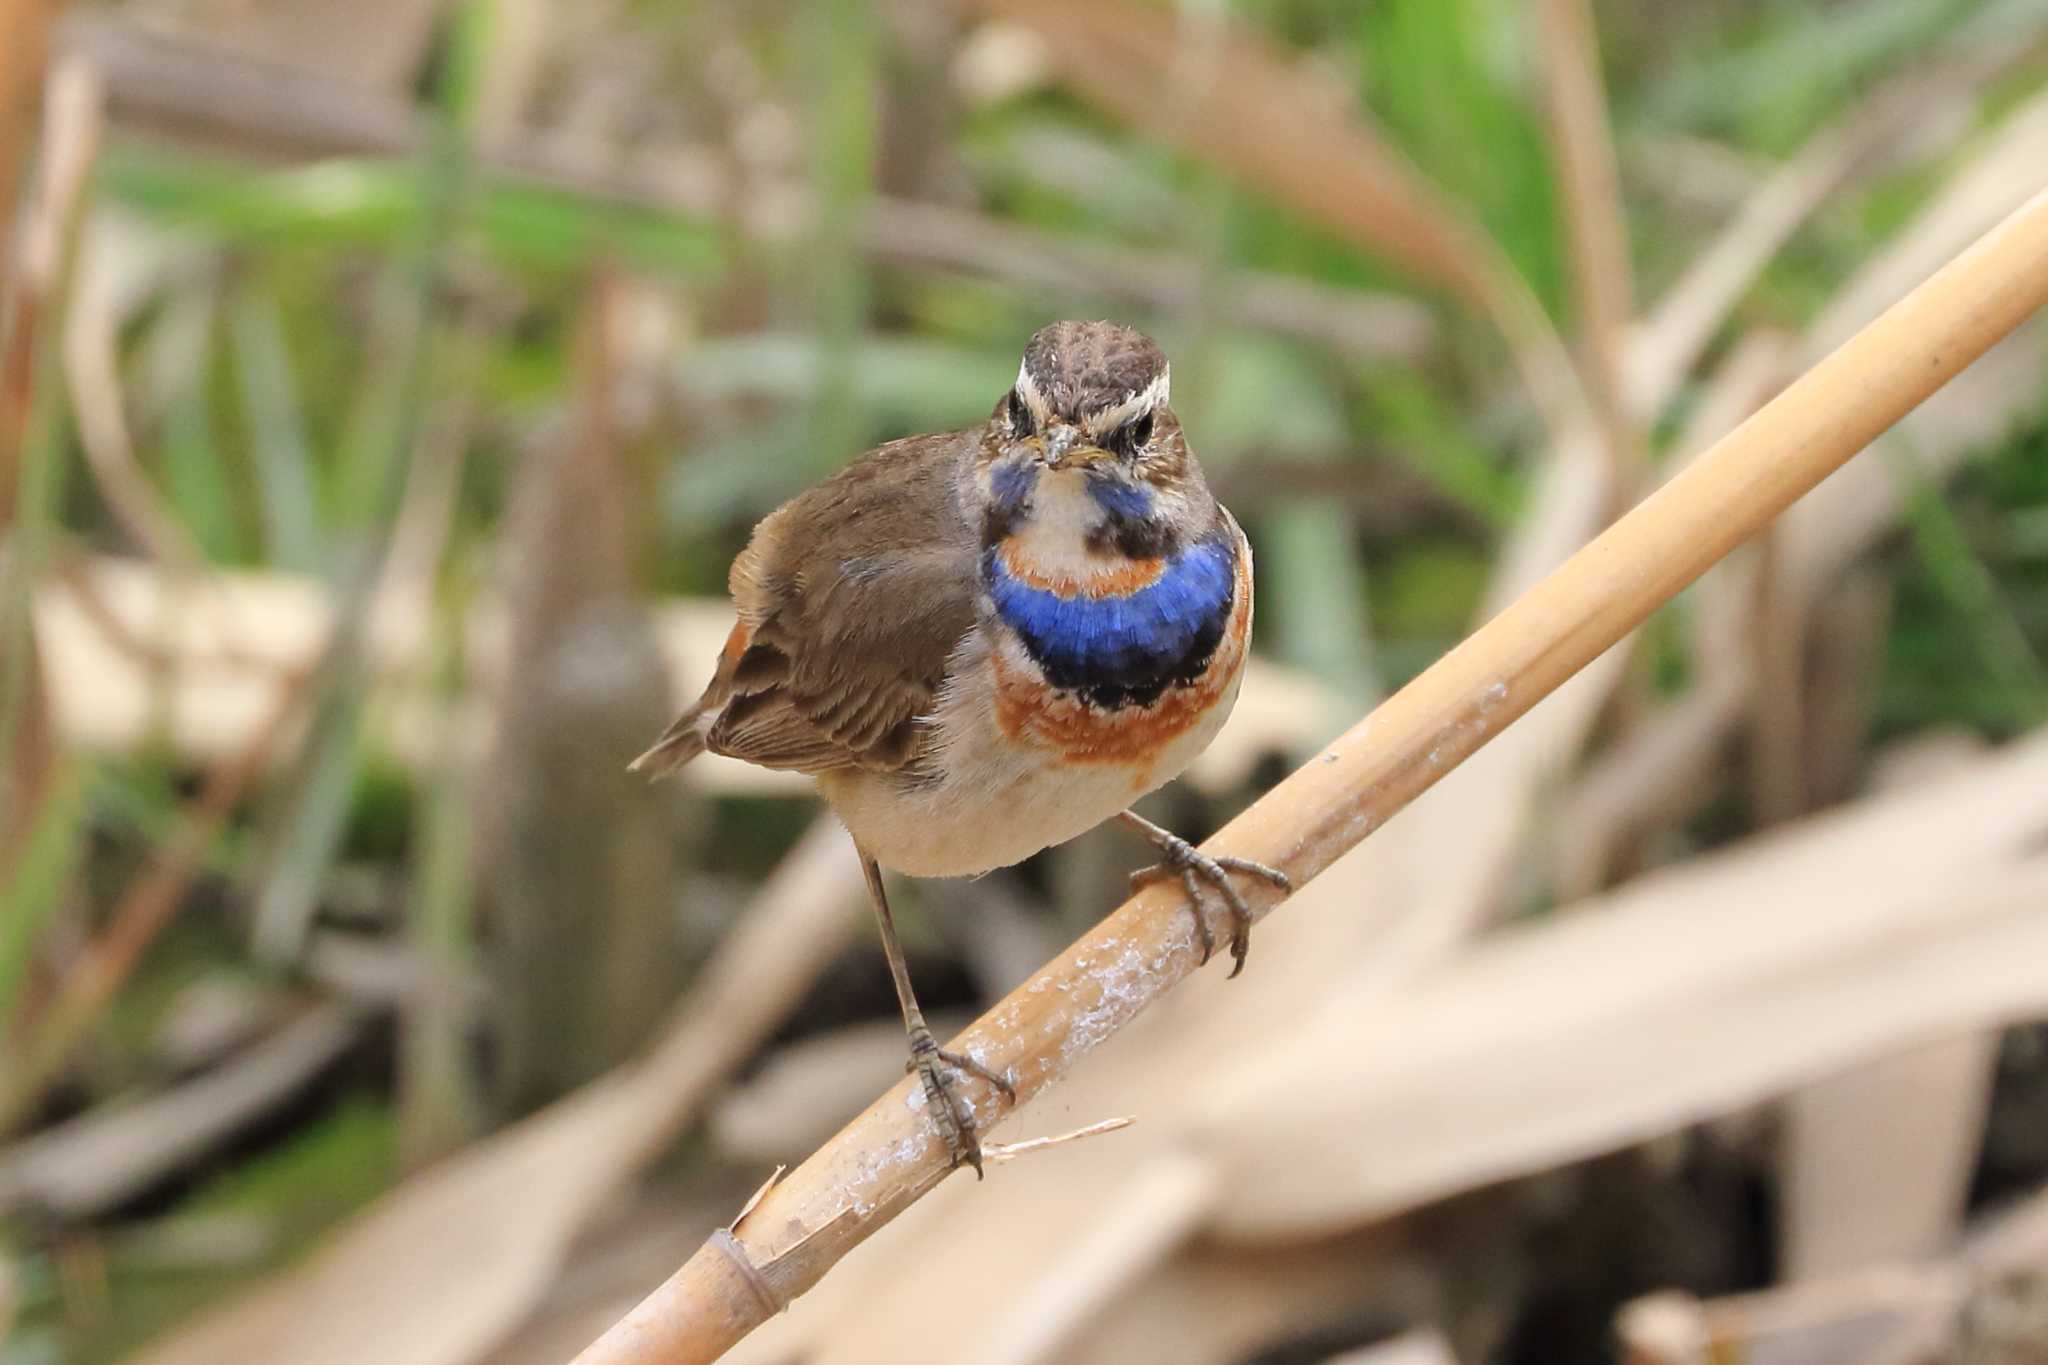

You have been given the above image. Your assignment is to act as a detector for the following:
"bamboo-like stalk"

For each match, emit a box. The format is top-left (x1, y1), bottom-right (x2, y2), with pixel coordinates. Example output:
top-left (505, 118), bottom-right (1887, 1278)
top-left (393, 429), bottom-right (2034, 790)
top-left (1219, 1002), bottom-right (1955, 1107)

top-left (1536, 0), bottom-right (1639, 486)
top-left (574, 190), bottom-right (2048, 1365)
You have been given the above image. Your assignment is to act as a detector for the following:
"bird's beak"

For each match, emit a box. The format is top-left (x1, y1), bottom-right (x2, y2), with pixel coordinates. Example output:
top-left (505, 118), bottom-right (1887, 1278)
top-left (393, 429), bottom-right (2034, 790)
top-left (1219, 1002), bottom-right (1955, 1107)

top-left (1037, 424), bottom-right (1107, 470)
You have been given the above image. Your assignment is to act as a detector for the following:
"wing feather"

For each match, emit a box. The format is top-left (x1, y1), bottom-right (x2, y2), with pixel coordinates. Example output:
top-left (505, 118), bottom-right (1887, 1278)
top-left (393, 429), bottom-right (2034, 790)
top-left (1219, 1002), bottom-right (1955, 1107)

top-left (639, 430), bottom-right (980, 778)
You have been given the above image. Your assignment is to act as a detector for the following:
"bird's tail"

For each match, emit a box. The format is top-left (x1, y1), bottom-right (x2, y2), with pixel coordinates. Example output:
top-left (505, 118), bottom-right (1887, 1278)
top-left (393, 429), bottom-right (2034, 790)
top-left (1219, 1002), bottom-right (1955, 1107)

top-left (628, 707), bottom-right (712, 777)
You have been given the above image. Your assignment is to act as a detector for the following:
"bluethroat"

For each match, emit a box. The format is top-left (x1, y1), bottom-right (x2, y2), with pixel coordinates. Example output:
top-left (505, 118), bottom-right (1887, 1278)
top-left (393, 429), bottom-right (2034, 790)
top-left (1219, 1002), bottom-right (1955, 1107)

top-left (633, 320), bottom-right (1287, 1173)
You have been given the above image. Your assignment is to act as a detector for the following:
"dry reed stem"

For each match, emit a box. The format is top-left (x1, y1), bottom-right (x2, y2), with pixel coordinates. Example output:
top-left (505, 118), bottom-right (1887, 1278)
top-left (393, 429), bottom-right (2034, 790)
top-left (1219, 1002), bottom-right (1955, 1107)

top-left (62, 218), bottom-right (207, 566)
top-left (1535, 0), bottom-right (1639, 485)
top-left (0, 53), bottom-right (91, 869)
top-left (573, 187), bottom-right (2048, 1365)
top-left (0, 0), bottom-right (58, 279)
top-left (0, 54), bottom-right (93, 516)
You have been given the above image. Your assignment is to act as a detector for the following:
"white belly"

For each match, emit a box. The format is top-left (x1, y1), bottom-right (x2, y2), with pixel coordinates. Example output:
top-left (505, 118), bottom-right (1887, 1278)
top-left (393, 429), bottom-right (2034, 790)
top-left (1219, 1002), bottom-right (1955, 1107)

top-left (817, 641), bottom-right (1243, 877)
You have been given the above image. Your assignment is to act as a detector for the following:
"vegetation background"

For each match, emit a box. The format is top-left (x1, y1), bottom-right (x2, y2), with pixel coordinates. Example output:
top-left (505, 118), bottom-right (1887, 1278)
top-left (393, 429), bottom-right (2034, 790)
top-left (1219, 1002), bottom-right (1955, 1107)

top-left (3, 0), bottom-right (2048, 1361)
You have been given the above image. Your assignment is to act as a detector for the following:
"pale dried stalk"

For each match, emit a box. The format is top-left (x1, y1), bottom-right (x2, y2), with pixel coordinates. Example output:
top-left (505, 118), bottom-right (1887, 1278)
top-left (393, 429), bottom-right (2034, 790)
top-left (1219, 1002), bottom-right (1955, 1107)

top-left (574, 189), bottom-right (2048, 1365)
top-left (63, 217), bottom-right (205, 567)
top-left (1, 54), bottom-right (96, 507)
top-left (0, 0), bottom-right (59, 277)
top-left (1536, 0), bottom-right (1638, 484)
top-left (979, 1117), bottom-right (1135, 1164)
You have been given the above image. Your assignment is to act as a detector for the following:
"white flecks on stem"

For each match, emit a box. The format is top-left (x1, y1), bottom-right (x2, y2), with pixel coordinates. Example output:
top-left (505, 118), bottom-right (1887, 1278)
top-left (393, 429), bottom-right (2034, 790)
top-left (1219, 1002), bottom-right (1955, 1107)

top-left (1058, 937), bottom-right (1179, 1069)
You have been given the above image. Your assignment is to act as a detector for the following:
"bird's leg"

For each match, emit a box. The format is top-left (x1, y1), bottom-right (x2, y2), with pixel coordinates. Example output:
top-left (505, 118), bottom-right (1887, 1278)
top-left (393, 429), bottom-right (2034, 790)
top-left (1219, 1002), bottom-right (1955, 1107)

top-left (857, 848), bottom-right (1015, 1177)
top-left (1119, 810), bottom-right (1291, 979)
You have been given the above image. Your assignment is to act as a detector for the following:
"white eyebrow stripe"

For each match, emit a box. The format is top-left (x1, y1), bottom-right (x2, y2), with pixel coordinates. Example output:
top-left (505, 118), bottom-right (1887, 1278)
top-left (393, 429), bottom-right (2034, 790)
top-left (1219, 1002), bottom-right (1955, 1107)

top-left (1014, 360), bottom-right (1053, 424)
top-left (1085, 364), bottom-right (1170, 432)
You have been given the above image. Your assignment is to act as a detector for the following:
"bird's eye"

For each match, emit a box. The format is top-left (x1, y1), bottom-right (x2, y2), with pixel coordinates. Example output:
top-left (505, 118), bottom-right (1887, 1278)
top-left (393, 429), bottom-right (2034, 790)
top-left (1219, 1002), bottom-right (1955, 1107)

top-left (1107, 410), bottom-right (1154, 458)
top-left (1005, 389), bottom-right (1034, 436)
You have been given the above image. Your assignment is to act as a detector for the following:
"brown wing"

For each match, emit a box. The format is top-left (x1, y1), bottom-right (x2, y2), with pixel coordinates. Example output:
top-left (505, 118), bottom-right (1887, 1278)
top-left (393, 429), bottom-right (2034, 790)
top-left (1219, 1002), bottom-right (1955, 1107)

top-left (634, 429), bottom-right (980, 777)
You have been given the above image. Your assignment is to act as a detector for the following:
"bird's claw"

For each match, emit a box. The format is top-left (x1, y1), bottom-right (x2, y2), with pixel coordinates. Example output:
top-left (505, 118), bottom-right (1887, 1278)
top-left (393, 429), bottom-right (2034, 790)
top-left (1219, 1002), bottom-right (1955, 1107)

top-left (907, 1031), bottom-right (1015, 1178)
top-left (1130, 836), bottom-right (1290, 978)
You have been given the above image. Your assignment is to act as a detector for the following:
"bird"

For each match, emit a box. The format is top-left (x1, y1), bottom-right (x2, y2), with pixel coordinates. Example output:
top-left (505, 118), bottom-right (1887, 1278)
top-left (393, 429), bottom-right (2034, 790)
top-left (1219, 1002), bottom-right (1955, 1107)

top-left (632, 320), bottom-right (1287, 1173)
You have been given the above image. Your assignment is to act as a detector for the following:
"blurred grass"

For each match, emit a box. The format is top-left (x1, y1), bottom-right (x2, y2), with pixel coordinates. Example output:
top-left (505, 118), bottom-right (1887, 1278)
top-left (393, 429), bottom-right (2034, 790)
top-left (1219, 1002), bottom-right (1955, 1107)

top-left (229, 288), bottom-right (325, 574)
top-left (1359, 0), bottom-right (1565, 316)
top-left (100, 152), bottom-right (722, 282)
top-left (247, 0), bottom-right (489, 966)
top-left (0, 768), bottom-right (86, 1032)
top-left (800, 0), bottom-right (878, 479)
top-left (1891, 442), bottom-right (2048, 726)
top-left (1643, 0), bottom-right (1988, 151)
top-left (1882, 418), bottom-right (2048, 734)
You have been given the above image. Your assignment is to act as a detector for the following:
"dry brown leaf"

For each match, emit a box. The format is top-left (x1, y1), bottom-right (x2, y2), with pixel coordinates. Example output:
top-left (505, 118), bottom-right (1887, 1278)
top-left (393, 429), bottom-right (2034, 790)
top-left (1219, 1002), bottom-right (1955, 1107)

top-left (1626, 121), bottom-right (1868, 420)
top-left (1198, 732), bottom-right (2048, 1238)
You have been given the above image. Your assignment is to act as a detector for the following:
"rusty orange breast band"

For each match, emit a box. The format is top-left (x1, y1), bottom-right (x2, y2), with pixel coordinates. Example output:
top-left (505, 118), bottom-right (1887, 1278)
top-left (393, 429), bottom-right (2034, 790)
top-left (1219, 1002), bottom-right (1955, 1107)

top-left (995, 542), bottom-right (1168, 599)
top-left (991, 565), bottom-right (1252, 768)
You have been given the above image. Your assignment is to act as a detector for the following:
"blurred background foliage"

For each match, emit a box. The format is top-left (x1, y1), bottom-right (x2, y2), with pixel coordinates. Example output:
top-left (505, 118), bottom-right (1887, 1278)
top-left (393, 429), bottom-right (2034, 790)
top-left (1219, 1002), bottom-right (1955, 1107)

top-left (2, 1), bottom-right (2048, 1362)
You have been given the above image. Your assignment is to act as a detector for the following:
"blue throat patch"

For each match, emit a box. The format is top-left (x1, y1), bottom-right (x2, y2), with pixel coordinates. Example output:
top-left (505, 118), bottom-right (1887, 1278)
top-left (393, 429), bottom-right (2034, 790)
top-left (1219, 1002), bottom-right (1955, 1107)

top-left (985, 532), bottom-right (1236, 709)
top-left (1083, 475), bottom-right (1153, 523)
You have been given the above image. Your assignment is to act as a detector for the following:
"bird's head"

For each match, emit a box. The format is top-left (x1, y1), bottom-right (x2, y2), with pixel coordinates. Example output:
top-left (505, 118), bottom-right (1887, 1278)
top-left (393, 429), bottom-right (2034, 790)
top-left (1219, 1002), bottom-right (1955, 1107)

top-left (979, 321), bottom-right (1208, 558)
top-left (994, 319), bottom-right (1175, 472)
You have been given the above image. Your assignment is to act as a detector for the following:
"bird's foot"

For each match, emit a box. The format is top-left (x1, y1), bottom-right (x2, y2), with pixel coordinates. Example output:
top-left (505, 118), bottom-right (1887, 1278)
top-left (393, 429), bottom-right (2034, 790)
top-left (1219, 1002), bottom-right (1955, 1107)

top-left (907, 1027), bottom-right (1015, 1178)
top-left (1129, 831), bottom-right (1290, 978)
